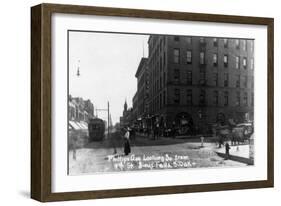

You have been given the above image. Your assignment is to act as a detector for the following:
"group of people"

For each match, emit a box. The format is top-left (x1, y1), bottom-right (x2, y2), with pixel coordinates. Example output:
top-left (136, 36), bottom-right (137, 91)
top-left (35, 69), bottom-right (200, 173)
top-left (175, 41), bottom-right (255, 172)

top-left (133, 122), bottom-right (178, 140)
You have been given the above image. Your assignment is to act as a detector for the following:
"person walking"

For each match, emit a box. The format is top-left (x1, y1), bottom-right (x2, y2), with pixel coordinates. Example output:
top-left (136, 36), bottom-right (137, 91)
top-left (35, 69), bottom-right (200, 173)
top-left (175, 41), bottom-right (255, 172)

top-left (155, 123), bottom-right (159, 140)
top-left (124, 127), bottom-right (131, 156)
top-left (225, 142), bottom-right (231, 160)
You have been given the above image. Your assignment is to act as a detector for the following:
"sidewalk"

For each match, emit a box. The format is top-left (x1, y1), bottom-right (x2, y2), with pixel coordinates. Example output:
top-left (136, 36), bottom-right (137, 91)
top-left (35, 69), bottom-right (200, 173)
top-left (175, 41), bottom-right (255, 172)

top-left (215, 144), bottom-right (254, 165)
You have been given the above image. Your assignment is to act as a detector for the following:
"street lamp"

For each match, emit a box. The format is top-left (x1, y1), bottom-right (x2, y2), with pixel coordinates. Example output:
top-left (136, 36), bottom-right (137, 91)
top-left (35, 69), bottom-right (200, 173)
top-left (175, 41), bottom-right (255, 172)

top-left (76, 60), bottom-right (81, 77)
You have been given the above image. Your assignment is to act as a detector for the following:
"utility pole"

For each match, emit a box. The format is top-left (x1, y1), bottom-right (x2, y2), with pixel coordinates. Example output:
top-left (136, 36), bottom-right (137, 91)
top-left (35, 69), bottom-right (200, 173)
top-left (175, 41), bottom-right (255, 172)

top-left (95, 101), bottom-right (116, 154)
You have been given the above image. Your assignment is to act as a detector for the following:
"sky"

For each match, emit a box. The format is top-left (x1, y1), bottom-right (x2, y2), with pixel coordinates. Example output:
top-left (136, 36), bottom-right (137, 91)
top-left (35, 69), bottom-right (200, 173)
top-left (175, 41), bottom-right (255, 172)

top-left (69, 31), bottom-right (149, 125)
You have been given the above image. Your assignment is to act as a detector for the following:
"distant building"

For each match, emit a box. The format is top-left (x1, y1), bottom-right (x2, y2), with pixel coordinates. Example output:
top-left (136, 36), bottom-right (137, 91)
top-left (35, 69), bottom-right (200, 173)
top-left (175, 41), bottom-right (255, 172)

top-left (133, 35), bottom-right (254, 134)
top-left (68, 95), bottom-right (94, 122)
top-left (84, 99), bottom-right (94, 118)
top-left (120, 100), bottom-right (133, 128)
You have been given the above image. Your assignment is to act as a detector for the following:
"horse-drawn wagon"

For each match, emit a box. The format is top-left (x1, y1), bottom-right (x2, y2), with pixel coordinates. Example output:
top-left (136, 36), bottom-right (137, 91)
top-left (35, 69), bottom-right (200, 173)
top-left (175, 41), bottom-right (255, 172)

top-left (214, 122), bottom-right (253, 147)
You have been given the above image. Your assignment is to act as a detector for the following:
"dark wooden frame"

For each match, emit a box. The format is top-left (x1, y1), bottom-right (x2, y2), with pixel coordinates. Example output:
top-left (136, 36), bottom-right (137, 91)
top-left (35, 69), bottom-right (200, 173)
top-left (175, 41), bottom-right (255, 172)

top-left (31, 3), bottom-right (274, 202)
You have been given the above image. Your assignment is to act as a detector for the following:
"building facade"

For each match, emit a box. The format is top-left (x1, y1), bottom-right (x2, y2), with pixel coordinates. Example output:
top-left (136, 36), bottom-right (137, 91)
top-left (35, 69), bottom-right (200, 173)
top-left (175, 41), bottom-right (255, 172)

top-left (145, 35), bottom-right (254, 134)
top-left (68, 95), bottom-right (95, 122)
top-left (135, 58), bottom-right (150, 119)
top-left (132, 91), bottom-right (138, 121)
top-left (120, 100), bottom-right (133, 128)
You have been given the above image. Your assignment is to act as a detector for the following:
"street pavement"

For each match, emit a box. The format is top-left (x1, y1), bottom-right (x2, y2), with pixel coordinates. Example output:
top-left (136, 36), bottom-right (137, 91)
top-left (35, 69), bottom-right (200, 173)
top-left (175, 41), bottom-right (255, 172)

top-left (216, 144), bottom-right (250, 158)
top-left (68, 134), bottom-right (247, 175)
top-left (215, 143), bottom-right (253, 165)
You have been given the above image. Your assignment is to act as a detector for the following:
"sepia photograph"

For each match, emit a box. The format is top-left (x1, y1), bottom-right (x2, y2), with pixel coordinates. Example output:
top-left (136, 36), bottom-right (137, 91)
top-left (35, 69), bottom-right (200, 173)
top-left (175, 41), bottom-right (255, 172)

top-left (67, 31), bottom-right (255, 175)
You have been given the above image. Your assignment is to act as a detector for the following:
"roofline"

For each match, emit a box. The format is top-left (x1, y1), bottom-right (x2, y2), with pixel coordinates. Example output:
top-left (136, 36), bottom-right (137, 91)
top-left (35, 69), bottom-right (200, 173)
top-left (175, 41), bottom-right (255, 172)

top-left (135, 57), bottom-right (148, 77)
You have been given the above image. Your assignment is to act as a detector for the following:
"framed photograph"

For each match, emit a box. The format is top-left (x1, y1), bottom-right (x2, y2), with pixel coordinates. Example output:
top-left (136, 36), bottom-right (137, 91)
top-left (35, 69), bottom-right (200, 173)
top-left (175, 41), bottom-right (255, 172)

top-left (31, 3), bottom-right (274, 202)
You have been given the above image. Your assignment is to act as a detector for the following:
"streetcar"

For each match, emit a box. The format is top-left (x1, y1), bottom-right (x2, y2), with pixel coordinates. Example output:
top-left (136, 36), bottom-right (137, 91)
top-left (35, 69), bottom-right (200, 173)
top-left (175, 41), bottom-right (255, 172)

top-left (88, 118), bottom-right (105, 141)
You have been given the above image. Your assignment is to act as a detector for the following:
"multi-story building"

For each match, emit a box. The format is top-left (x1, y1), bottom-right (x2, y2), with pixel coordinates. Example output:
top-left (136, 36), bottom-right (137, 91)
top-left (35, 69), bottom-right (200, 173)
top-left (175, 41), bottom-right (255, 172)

top-left (120, 100), bottom-right (133, 128)
top-left (68, 95), bottom-right (95, 122)
top-left (84, 99), bottom-right (94, 118)
top-left (135, 57), bottom-right (149, 120)
top-left (132, 91), bottom-right (138, 121)
top-left (146, 35), bottom-right (254, 134)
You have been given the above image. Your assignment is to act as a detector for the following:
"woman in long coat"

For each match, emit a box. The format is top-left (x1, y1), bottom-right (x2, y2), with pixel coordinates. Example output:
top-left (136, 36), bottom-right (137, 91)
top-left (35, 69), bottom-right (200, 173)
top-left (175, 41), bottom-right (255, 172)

top-left (124, 128), bottom-right (131, 155)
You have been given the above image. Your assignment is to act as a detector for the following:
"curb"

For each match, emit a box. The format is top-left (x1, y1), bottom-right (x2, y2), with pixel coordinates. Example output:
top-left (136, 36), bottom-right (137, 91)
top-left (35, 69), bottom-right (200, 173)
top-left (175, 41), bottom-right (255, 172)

top-left (216, 152), bottom-right (254, 165)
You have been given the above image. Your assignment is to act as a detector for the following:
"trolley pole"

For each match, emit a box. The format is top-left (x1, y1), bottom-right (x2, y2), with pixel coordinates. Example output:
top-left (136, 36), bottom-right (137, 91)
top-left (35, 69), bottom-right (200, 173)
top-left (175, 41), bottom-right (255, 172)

top-left (95, 102), bottom-right (116, 154)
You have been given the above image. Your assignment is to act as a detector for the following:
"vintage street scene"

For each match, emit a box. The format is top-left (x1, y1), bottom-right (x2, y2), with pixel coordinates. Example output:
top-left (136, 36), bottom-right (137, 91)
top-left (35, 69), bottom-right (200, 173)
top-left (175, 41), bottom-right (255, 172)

top-left (68, 31), bottom-right (254, 175)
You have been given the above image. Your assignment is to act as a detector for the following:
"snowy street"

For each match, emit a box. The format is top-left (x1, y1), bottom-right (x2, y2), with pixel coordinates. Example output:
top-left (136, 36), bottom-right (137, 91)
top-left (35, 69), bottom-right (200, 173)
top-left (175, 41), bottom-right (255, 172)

top-left (69, 133), bottom-right (246, 175)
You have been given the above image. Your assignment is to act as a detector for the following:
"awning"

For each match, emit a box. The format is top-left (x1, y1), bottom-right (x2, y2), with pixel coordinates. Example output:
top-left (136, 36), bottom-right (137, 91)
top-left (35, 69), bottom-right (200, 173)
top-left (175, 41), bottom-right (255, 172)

top-left (79, 121), bottom-right (88, 129)
top-left (68, 101), bottom-right (76, 108)
top-left (75, 122), bottom-right (87, 130)
top-left (69, 121), bottom-right (81, 130)
top-left (69, 121), bottom-right (88, 130)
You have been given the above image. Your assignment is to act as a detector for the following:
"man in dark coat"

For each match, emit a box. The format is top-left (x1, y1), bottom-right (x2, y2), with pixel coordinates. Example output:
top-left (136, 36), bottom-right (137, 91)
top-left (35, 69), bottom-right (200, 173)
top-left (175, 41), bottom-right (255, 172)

top-left (225, 142), bottom-right (231, 160)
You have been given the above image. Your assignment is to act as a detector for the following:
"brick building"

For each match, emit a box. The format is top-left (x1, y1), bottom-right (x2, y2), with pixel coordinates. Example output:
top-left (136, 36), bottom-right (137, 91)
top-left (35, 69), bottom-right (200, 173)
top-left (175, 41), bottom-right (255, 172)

top-left (132, 91), bottom-right (138, 121)
top-left (68, 95), bottom-right (94, 122)
top-left (143, 35), bottom-right (254, 134)
top-left (134, 58), bottom-right (150, 120)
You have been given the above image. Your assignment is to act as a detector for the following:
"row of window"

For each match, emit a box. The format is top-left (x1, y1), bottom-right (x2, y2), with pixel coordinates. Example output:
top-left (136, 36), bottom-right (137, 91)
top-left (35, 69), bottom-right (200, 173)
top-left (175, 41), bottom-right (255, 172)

top-left (173, 70), bottom-right (254, 88)
top-left (151, 71), bottom-right (254, 98)
top-left (151, 36), bottom-right (253, 53)
top-left (173, 48), bottom-right (254, 69)
top-left (149, 37), bottom-right (254, 74)
top-left (150, 71), bottom-right (254, 103)
top-left (173, 89), bottom-right (254, 107)
top-left (148, 36), bottom-right (254, 86)
top-left (174, 36), bottom-right (254, 51)
top-left (150, 89), bottom-right (254, 114)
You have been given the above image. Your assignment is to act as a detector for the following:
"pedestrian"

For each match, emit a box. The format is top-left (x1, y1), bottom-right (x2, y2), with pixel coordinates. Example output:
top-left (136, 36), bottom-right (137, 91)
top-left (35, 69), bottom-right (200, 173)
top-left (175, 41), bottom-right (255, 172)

top-left (124, 128), bottom-right (131, 156)
top-left (155, 123), bottom-right (159, 140)
top-left (225, 142), bottom-right (231, 160)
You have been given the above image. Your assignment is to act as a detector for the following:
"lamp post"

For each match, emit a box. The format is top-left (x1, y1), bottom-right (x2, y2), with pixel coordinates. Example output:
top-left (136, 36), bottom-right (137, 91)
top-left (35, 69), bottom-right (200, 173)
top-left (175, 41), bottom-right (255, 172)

top-left (76, 59), bottom-right (81, 77)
